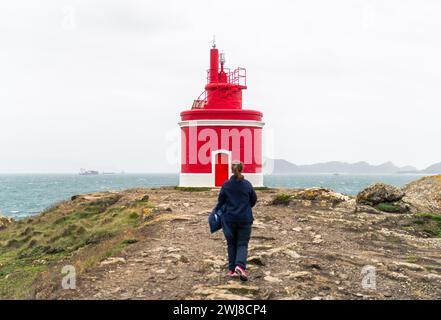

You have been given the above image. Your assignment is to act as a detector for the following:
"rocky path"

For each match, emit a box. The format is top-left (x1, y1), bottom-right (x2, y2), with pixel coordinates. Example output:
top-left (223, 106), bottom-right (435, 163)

top-left (56, 188), bottom-right (441, 300)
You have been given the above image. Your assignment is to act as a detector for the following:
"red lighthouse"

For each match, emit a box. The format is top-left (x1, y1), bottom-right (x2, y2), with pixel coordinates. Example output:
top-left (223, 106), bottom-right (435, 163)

top-left (179, 41), bottom-right (264, 187)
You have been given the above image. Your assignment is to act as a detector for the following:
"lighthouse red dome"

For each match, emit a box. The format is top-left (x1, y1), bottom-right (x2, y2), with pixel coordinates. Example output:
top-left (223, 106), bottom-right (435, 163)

top-left (179, 42), bottom-right (264, 187)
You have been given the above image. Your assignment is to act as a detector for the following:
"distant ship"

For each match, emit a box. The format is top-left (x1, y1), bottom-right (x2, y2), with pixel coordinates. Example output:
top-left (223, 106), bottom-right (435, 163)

top-left (79, 168), bottom-right (99, 176)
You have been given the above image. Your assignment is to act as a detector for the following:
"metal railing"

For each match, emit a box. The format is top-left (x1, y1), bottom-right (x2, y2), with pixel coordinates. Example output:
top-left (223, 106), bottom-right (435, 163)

top-left (206, 67), bottom-right (246, 86)
top-left (228, 67), bottom-right (246, 86)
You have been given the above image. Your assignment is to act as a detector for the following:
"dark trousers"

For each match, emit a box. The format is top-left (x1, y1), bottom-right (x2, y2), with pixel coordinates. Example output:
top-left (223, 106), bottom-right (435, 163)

top-left (221, 220), bottom-right (252, 270)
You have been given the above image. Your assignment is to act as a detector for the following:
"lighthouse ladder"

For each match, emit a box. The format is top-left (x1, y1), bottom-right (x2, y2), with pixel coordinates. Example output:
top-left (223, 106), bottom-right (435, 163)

top-left (192, 91), bottom-right (207, 109)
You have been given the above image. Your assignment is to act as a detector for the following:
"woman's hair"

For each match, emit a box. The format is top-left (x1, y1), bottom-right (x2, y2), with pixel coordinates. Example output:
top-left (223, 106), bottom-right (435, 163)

top-left (231, 160), bottom-right (244, 180)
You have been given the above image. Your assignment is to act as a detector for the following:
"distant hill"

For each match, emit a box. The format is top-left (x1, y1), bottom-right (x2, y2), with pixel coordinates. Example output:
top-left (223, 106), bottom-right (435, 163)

top-left (421, 162), bottom-right (441, 174)
top-left (269, 159), bottom-right (419, 174)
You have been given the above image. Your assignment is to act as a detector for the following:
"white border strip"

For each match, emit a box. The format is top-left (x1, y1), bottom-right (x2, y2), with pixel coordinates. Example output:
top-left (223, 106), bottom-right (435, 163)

top-left (179, 172), bottom-right (263, 187)
top-left (179, 119), bottom-right (265, 128)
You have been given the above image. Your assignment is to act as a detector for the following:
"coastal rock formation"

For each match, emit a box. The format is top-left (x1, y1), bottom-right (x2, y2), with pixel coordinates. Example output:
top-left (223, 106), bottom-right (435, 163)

top-left (356, 183), bottom-right (404, 205)
top-left (291, 188), bottom-right (350, 203)
top-left (0, 215), bottom-right (14, 230)
top-left (356, 183), bottom-right (409, 213)
top-left (403, 175), bottom-right (441, 213)
top-left (271, 188), bottom-right (350, 207)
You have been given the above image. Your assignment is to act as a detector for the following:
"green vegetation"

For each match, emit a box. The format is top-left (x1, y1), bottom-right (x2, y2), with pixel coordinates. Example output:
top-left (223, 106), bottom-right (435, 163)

top-left (271, 193), bottom-right (292, 206)
top-left (254, 186), bottom-right (271, 191)
top-left (0, 192), bottom-right (151, 298)
top-left (174, 186), bottom-right (212, 192)
top-left (416, 212), bottom-right (441, 222)
top-left (406, 255), bottom-right (421, 263)
top-left (374, 202), bottom-right (403, 213)
top-left (412, 212), bottom-right (441, 238)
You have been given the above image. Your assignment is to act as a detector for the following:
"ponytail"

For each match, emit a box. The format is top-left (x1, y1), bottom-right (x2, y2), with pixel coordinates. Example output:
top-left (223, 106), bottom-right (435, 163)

top-left (232, 161), bottom-right (244, 181)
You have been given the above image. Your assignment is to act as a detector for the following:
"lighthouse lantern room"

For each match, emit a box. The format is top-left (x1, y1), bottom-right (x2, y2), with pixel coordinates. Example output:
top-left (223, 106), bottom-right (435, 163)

top-left (179, 41), bottom-right (264, 187)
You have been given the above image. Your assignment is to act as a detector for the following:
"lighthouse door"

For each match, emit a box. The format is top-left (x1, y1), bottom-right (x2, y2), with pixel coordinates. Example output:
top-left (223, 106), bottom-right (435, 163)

top-left (214, 153), bottom-right (229, 187)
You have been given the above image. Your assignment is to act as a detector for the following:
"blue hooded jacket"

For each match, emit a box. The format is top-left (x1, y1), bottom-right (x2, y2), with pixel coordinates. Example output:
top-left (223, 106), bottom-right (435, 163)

top-left (214, 176), bottom-right (257, 223)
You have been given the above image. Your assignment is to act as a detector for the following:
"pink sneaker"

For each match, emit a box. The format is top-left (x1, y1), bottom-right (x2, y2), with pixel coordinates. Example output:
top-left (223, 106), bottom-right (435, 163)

top-left (228, 270), bottom-right (239, 277)
top-left (234, 265), bottom-right (249, 281)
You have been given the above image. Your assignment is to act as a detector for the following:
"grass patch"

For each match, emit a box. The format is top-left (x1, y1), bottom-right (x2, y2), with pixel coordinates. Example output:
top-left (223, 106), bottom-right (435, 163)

top-left (374, 202), bottom-right (403, 213)
top-left (406, 255), bottom-right (420, 263)
top-left (254, 186), bottom-right (270, 191)
top-left (271, 193), bottom-right (292, 205)
top-left (416, 212), bottom-right (441, 222)
top-left (0, 191), bottom-right (145, 298)
top-left (411, 212), bottom-right (441, 238)
top-left (121, 238), bottom-right (138, 245)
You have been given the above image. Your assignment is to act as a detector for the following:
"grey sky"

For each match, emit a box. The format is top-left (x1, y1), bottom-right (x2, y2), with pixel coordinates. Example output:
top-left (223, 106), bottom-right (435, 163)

top-left (0, 0), bottom-right (440, 173)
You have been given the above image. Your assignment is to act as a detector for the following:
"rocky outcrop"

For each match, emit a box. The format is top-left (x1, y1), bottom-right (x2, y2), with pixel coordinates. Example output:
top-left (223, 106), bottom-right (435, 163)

top-left (356, 183), bottom-right (409, 213)
top-left (291, 188), bottom-right (350, 203)
top-left (356, 183), bottom-right (404, 205)
top-left (271, 188), bottom-right (350, 207)
top-left (403, 175), bottom-right (441, 213)
top-left (0, 215), bottom-right (14, 230)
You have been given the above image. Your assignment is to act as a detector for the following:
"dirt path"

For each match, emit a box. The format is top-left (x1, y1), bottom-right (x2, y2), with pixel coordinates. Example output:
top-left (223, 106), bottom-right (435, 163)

top-left (56, 189), bottom-right (441, 300)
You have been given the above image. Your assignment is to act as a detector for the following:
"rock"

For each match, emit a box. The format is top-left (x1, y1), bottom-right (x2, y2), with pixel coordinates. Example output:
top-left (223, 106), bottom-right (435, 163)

top-left (292, 227), bottom-right (302, 232)
top-left (110, 287), bottom-right (121, 293)
top-left (291, 188), bottom-right (350, 205)
top-left (207, 293), bottom-right (252, 300)
top-left (248, 256), bottom-right (265, 266)
top-left (203, 259), bottom-right (225, 268)
top-left (249, 244), bottom-right (273, 251)
top-left (140, 195), bottom-right (149, 202)
top-left (0, 215), bottom-right (14, 230)
top-left (264, 275), bottom-right (282, 283)
top-left (283, 249), bottom-right (301, 259)
top-left (288, 271), bottom-right (311, 279)
top-left (100, 257), bottom-right (126, 266)
top-left (166, 253), bottom-right (182, 260)
top-left (133, 258), bottom-right (144, 263)
top-left (425, 273), bottom-right (441, 281)
top-left (259, 242), bottom-right (298, 258)
top-left (155, 268), bottom-right (167, 274)
top-left (252, 220), bottom-right (267, 229)
top-left (387, 272), bottom-right (410, 281)
top-left (403, 175), bottom-right (441, 213)
top-left (392, 261), bottom-right (425, 271)
top-left (193, 284), bottom-right (255, 300)
top-left (157, 204), bottom-right (173, 212)
top-left (356, 183), bottom-right (404, 206)
top-left (217, 282), bottom-right (260, 295)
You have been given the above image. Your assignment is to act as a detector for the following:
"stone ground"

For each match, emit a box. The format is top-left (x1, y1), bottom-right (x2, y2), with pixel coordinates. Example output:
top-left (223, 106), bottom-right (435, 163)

top-left (52, 188), bottom-right (441, 300)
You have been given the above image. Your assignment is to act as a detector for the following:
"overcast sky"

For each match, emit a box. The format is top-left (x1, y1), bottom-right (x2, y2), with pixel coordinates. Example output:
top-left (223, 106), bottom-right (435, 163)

top-left (0, 0), bottom-right (440, 173)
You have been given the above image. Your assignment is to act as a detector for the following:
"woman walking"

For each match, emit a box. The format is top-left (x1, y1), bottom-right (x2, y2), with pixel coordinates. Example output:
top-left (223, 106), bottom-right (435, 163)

top-left (214, 161), bottom-right (257, 281)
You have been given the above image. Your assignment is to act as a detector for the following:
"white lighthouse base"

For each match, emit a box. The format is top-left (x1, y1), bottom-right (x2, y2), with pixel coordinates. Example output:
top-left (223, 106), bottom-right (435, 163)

top-left (179, 173), bottom-right (263, 188)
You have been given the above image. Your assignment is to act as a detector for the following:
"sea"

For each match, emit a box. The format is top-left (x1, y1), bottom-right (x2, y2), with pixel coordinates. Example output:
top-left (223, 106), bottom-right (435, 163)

top-left (0, 173), bottom-right (424, 219)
